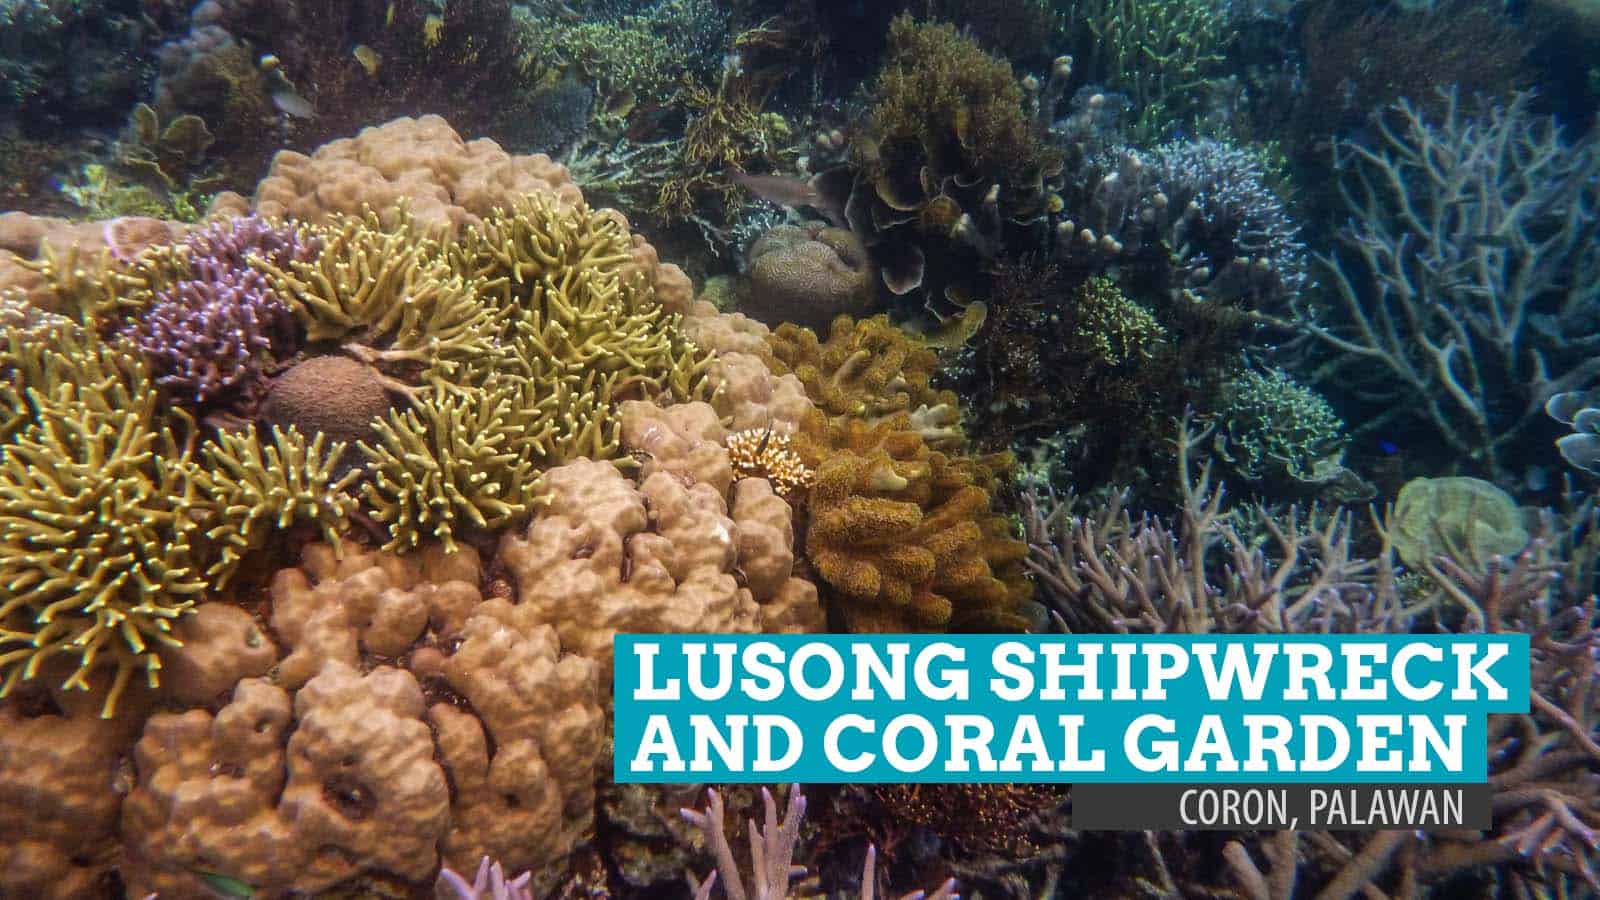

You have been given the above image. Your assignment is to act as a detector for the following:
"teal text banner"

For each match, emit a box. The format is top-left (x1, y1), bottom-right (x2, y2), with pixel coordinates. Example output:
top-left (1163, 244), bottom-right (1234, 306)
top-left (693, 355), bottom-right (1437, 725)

top-left (612, 634), bottom-right (1530, 784)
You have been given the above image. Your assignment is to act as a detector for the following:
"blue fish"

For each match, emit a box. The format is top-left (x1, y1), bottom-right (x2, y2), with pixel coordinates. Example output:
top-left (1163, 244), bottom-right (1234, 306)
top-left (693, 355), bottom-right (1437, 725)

top-left (1378, 440), bottom-right (1399, 456)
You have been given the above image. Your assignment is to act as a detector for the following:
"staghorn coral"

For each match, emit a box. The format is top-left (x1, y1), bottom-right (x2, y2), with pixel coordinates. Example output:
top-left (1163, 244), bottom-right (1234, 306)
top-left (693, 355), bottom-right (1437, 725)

top-left (0, 330), bottom-right (205, 717)
top-left (683, 785), bottom-right (959, 900)
top-left (1291, 89), bottom-right (1600, 480)
top-left (122, 215), bottom-right (312, 405)
top-left (196, 424), bottom-right (360, 585)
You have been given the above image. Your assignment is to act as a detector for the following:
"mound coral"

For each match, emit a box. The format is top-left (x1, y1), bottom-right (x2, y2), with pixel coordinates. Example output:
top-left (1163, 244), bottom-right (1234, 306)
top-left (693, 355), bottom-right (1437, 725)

top-left (500, 434), bottom-right (823, 678)
top-left (742, 222), bottom-right (878, 332)
top-left (247, 114), bottom-right (584, 236)
top-left (113, 541), bottom-right (606, 898)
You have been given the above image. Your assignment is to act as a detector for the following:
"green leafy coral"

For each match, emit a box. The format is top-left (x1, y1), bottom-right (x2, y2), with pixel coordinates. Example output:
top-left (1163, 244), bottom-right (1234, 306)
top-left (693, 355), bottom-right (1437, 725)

top-left (256, 208), bottom-right (500, 381)
top-left (360, 384), bottom-right (534, 553)
top-left (0, 328), bottom-right (205, 716)
top-left (449, 195), bottom-right (711, 462)
top-left (1061, 0), bottom-right (1226, 139)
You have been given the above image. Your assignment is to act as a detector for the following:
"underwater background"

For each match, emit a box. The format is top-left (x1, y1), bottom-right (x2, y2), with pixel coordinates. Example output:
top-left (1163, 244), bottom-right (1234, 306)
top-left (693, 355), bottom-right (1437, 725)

top-left (0, 0), bottom-right (1598, 896)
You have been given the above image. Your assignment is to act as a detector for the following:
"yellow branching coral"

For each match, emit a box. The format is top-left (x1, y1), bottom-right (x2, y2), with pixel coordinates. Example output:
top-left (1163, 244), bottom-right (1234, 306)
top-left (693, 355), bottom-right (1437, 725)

top-left (360, 384), bottom-right (536, 552)
top-left (196, 425), bottom-right (361, 585)
top-left (726, 427), bottom-right (814, 501)
top-left (449, 195), bottom-right (710, 465)
top-left (257, 207), bottom-right (499, 379)
top-left (764, 315), bottom-right (1034, 633)
top-left (0, 330), bottom-right (204, 716)
top-left (801, 412), bottom-right (1032, 633)
top-left (765, 314), bottom-right (964, 447)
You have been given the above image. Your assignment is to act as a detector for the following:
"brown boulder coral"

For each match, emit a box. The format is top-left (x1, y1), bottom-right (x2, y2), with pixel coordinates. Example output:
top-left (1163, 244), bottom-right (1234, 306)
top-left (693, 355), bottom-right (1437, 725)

top-left (499, 451), bottom-right (823, 682)
top-left (260, 354), bottom-right (394, 449)
top-left (249, 115), bottom-right (584, 237)
top-left (110, 541), bottom-right (606, 899)
top-left (742, 221), bottom-right (878, 332)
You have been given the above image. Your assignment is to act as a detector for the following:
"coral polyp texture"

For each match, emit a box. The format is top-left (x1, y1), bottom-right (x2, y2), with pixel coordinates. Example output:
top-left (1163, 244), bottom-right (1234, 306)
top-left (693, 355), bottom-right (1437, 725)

top-left (0, 329), bottom-right (205, 716)
top-left (122, 215), bottom-right (314, 405)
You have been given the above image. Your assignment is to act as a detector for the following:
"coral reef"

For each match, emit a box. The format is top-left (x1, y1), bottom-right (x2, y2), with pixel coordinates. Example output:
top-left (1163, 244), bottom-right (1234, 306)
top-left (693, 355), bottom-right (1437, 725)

top-left (1293, 89), bottom-right (1600, 480)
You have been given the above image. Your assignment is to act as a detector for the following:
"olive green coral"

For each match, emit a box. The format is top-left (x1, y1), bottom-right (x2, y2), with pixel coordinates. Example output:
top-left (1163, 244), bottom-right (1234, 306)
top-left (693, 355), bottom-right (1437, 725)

top-left (256, 208), bottom-right (500, 380)
top-left (360, 384), bottom-right (535, 553)
top-left (0, 329), bottom-right (204, 716)
top-left (864, 15), bottom-right (1060, 180)
top-left (196, 424), bottom-right (361, 585)
top-left (1070, 276), bottom-right (1166, 365)
top-left (449, 195), bottom-right (710, 465)
top-left (1213, 367), bottom-right (1347, 486)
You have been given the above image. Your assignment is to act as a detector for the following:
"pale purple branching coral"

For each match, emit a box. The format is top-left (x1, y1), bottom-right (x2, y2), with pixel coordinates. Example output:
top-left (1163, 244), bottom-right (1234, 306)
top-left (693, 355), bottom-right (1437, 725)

top-left (681, 786), bottom-right (958, 900)
top-left (434, 855), bottom-right (535, 900)
top-left (123, 216), bottom-right (314, 405)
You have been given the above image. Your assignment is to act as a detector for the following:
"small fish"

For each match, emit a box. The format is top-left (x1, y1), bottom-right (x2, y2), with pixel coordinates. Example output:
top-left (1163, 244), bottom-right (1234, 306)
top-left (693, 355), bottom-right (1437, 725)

top-left (195, 870), bottom-right (256, 898)
top-left (353, 44), bottom-right (382, 77)
top-left (271, 89), bottom-right (315, 119)
top-left (423, 13), bottom-right (444, 48)
top-left (1378, 440), bottom-right (1399, 456)
top-left (728, 170), bottom-right (844, 225)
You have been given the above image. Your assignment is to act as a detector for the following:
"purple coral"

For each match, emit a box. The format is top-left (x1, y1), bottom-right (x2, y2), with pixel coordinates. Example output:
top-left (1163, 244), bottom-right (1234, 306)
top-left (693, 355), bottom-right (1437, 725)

top-left (124, 216), bottom-right (315, 405)
top-left (435, 856), bottom-right (535, 900)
